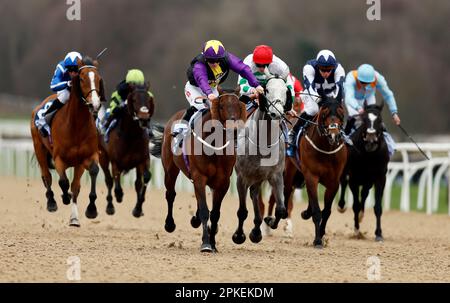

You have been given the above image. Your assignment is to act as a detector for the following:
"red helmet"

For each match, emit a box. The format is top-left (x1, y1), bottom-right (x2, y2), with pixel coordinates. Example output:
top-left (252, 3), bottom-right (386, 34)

top-left (253, 45), bottom-right (273, 65)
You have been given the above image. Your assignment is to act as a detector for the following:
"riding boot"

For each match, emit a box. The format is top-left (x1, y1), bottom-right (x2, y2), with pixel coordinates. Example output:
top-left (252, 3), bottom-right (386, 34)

top-left (44, 98), bottom-right (64, 126)
top-left (286, 112), bottom-right (312, 157)
top-left (344, 117), bottom-right (356, 135)
top-left (171, 106), bottom-right (197, 137)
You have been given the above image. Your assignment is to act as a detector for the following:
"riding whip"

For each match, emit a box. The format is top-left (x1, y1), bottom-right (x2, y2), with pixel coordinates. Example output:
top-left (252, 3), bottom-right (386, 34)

top-left (96, 48), bottom-right (108, 60)
top-left (397, 124), bottom-right (429, 160)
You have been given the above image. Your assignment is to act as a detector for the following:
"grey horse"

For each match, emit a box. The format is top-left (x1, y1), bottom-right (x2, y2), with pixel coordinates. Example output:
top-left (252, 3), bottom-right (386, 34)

top-left (232, 76), bottom-right (290, 244)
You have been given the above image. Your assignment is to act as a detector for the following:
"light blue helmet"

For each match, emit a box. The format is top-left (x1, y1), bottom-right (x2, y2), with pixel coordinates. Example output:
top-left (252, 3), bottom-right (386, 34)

top-left (357, 64), bottom-right (376, 83)
top-left (63, 51), bottom-right (82, 68)
top-left (316, 50), bottom-right (337, 68)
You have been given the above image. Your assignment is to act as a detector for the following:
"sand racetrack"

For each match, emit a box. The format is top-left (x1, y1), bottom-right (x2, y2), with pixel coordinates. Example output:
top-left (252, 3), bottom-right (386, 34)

top-left (0, 176), bottom-right (449, 282)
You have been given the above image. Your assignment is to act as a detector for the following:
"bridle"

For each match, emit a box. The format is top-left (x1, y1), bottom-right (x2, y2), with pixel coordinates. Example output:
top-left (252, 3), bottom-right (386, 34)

top-left (78, 65), bottom-right (101, 106)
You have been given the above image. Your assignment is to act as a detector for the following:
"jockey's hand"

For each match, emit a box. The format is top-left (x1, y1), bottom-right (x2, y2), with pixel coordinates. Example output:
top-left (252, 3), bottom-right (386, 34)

top-left (288, 109), bottom-right (297, 117)
top-left (358, 108), bottom-right (365, 115)
top-left (207, 94), bottom-right (217, 102)
top-left (392, 113), bottom-right (401, 125)
top-left (255, 85), bottom-right (265, 95)
top-left (249, 93), bottom-right (258, 100)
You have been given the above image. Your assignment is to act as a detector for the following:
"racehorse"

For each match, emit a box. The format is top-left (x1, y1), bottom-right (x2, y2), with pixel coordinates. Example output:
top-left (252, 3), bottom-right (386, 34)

top-left (30, 56), bottom-right (103, 226)
top-left (98, 84), bottom-right (154, 217)
top-left (338, 101), bottom-right (389, 242)
top-left (151, 87), bottom-right (247, 252)
top-left (233, 76), bottom-right (289, 245)
top-left (290, 97), bottom-right (347, 248)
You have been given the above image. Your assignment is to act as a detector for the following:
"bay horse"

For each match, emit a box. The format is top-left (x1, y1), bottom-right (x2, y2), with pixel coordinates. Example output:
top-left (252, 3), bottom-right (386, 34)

top-left (338, 101), bottom-right (389, 242)
top-left (289, 97), bottom-right (347, 248)
top-left (30, 57), bottom-right (102, 226)
top-left (151, 87), bottom-right (246, 252)
top-left (233, 76), bottom-right (288, 245)
top-left (98, 83), bottom-right (154, 217)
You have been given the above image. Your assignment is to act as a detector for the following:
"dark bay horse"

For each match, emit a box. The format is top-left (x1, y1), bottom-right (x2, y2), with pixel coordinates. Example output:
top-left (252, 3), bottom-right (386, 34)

top-left (151, 87), bottom-right (246, 252)
top-left (30, 57), bottom-right (102, 226)
top-left (290, 97), bottom-right (347, 248)
top-left (99, 84), bottom-right (154, 217)
top-left (338, 102), bottom-right (389, 242)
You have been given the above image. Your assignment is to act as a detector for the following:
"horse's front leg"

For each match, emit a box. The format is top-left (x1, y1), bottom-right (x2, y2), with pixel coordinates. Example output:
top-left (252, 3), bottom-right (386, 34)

top-left (55, 157), bottom-right (71, 206)
top-left (338, 171), bottom-right (349, 213)
top-left (374, 175), bottom-right (386, 242)
top-left (209, 180), bottom-right (229, 252)
top-left (99, 148), bottom-right (114, 215)
top-left (132, 160), bottom-right (151, 218)
top-left (69, 165), bottom-right (84, 227)
top-left (193, 175), bottom-right (211, 253)
top-left (232, 175), bottom-right (248, 245)
top-left (304, 172), bottom-right (322, 248)
top-left (112, 163), bottom-right (124, 203)
top-left (85, 159), bottom-right (99, 219)
top-left (320, 183), bottom-right (340, 238)
top-left (349, 180), bottom-right (361, 235)
top-left (249, 182), bottom-right (263, 243)
top-left (265, 173), bottom-right (286, 230)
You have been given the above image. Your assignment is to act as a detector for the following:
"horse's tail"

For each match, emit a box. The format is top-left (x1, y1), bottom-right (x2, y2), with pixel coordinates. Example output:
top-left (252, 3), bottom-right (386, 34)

top-left (149, 122), bottom-right (164, 158)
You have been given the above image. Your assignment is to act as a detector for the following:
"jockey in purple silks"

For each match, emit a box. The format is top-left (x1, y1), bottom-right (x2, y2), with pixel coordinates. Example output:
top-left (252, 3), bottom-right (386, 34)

top-left (171, 40), bottom-right (264, 139)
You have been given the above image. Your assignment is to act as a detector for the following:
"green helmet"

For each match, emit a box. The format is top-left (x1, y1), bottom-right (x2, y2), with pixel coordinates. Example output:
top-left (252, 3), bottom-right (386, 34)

top-left (125, 69), bottom-right (145, 85)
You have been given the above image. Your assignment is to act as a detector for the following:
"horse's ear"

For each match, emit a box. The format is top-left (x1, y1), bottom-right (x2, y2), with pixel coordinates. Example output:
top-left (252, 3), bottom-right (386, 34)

top-left (217, 85), bottom-right (223, 96)
top-left (93, 60), bottom-right (99, 68)
top-left (77, 57), bottom-right (83, 68)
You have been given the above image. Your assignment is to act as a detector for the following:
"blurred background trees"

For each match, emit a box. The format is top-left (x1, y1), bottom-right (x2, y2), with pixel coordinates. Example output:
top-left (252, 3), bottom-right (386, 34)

top-left (0, 0), bottom-right (449, 135)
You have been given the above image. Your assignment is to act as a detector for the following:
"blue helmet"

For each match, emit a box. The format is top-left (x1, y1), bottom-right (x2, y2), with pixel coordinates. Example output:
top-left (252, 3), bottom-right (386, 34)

top-left (357, 64), bottom-right (376, 83)
top-left (316, 50), bottom-right (337, 68)
top-left (63, 51), bottom-right (82, 68)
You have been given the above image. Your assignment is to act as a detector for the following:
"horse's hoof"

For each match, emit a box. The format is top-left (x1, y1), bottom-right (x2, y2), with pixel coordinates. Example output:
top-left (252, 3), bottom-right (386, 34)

top-left (165, 220), bottom-right (176, 233)
top-left (375, 235), bottom-right (384, 242)
top-left (358, 211), bottom-right (365, 223)
top-left (190, 216), bottom-right (201, 229)
top-left (276, 208), bottom-right (288, 220)
top-left (132, 208), bottom-right (143, 218)
top-left (62, 193), bottom-right (72, 205)
top-left (115, 191), bottom-right (123, 203)
top-left (200, 244), bottom-right (213, 253)
top-left (85, 207), bottom-right (98, 219)
top-left (337, 204), bottom-right (347, 213)
top-left (249, 229), bottom-right (262, 243)
top-left (47, 201), bottom-right (58, 212)
top-left (106, 205), bottom-right (115, 216)
top-left (69, 219), bottom-right (80, 227)
top-left (301, 210), bottom-right (312, 220)
top-left (313, 239), bottom-right (323, 249)
top-left (263, 216), bottom-right (276, 229)
top-left (232, 232), bottom-right (246, 245)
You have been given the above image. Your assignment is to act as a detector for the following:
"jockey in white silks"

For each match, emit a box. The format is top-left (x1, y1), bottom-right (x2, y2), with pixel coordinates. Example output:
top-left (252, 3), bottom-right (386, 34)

top-left (343, 64), bottom-right (402, 157)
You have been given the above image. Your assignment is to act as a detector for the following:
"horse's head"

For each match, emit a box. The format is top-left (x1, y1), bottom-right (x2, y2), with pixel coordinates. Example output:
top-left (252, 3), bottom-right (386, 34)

top-left (76, 56), bottom-right (102, 114)
top-left (317, 96), bottom-right (345, 145)
top-left (261, 76), bottom-right (288, 119)
top-left (127, 83), bottom-right (154, 129)
top-left (210, 86), bottom-right (246, 129)
top-left (360, 100), bottom-right (384, 152)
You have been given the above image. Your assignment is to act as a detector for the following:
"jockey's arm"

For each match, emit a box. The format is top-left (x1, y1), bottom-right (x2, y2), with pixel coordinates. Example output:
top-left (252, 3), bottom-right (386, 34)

top-left (376, 73), bottom-right (399, 117)
top-left (50, 63), bottom-right (69, 92)
top-left (343, 72), bottom-right (360, 115)
top-left (228, 52), bottom-right (261, 91)
top-left (332, 64), bottom-right (346, 100)
top-left (192, 62), bottom-right (213, 96)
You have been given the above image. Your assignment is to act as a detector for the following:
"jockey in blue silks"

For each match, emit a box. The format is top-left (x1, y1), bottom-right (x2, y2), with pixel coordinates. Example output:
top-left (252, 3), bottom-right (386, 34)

top-left (343, 64), bottom-right (402, 157)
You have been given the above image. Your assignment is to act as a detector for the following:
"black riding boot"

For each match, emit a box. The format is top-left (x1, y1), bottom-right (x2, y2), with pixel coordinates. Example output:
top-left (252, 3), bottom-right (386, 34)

top-left (344, 117), bottom-right (356, 135)
top-left (286, 112), bottom-right (313, 157)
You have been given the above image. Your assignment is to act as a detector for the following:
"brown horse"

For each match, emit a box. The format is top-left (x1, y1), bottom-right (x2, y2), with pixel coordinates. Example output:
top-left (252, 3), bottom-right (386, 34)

top-left (151, 87), bottom-right (246, 252)
top-left (287, 97), bottom-right (347, 248)
top-left (30, 57), bottom-right (103, 226)
top-left (99, 84), bottom-right (154, 217)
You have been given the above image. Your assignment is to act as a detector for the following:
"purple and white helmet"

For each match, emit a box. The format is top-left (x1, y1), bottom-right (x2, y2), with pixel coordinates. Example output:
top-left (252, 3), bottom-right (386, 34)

top-left (202, 40), bottom-right (226, 60)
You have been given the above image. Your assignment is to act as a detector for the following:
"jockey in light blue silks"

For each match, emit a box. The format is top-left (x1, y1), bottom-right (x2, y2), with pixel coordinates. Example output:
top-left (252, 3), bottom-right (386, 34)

top-left (343, 64), bottom-right (402, 157)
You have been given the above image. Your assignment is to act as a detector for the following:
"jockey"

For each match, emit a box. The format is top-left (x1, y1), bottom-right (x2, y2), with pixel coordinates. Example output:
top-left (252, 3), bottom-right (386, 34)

top-left (172, 40), bottom-right (264, 139)
top-left (344, 64), bottom-right (401, 156)
top-left (286, 49), bottom-right (345, 157)
top-left (238, 45), bottom-right (294, 112)
top-left (102, 69), bottom-right (154, 137)
top-left (38, 51), bottom-right (82, 137)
